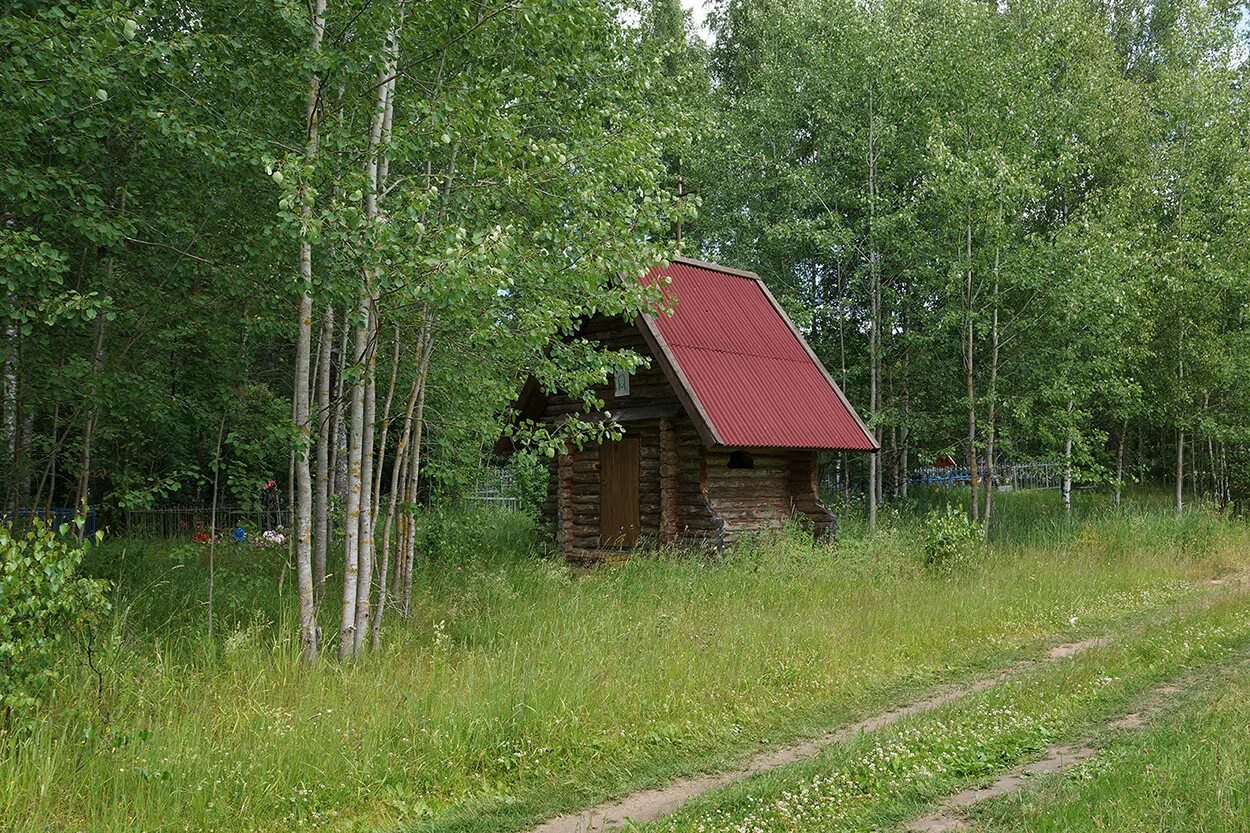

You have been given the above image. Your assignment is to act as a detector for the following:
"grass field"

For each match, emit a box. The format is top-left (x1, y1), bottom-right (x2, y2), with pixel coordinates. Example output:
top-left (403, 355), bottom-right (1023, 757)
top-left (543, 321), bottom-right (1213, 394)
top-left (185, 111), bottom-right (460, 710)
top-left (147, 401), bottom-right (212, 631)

top-left (1, 489), bottom-right (1247, 832)
top-left (640, 575), bottom-right (1250, 825)
top-left (974, 657), bottom-right (1250, 832)
top-left (639, 585), bottom-right (1250, 832)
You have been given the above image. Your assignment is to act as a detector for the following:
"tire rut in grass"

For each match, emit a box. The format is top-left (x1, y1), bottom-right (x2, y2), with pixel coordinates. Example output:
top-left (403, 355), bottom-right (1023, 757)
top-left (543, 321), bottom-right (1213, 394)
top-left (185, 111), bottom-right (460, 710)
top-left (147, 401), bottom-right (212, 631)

top-left (527, 641), bottom-right (1105, 833)
top-left (524, 575), bottom-right (1248, 833)
top-left (902, 673), bottom-right (1210, 832)
top-left (903, 744), bottom-right (1099, 832)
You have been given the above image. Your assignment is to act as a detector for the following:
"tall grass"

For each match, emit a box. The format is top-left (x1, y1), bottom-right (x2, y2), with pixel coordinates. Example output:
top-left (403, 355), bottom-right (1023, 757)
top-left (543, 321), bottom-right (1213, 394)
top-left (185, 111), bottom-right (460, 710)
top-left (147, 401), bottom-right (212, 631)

top-left (1, 492), bottom-right (1246, 832)
top-left (836, 483), bottom-right (1189, 547)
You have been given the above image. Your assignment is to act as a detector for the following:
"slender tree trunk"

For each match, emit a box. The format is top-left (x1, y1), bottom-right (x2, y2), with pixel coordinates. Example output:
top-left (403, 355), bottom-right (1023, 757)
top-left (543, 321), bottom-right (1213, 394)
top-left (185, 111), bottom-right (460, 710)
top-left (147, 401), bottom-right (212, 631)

top-left (374, 326), bottom-right (426, 648)
top-left (964, 215), bottom-right (979, 522)
top-left (344, 8), bottom-right (401, 657)
top-left (362, 329), bottom-right (400, 646)
top-left (836, 262), bottom-right (851, 507)
top-left (1170, 401), bottom-right (1182, 511)
top-left (899, 367), bottom-right (909, 499)
top-left (208, 411), bottom-right (226, 643)
top-left (294, 286), bottom-right (317, 662)
top-left (353, 309), bottom-right (379, 652)
top-left (1, 303), bottom-right (16, 511)
top-left (16, 410), bottom-right (32, 512)
top-left (402, 320), bottom-right (433, 617)
top-left (31, 401), bottom-right (59, 516)
top-left (1189, 432), bottom-right (1198, 503)
top-left (293, 0), bottom-right (326, 664)
top-left (313, 304), bottom-right (334, 599)
top-left (1206, 435), bottom-right (1215, 505)
top-left (332, 312), bottom-right (350, 499)
top-left (1220, 443), bottom-right (1229, 509)
top-left (1062, 400), bottom-right (1074, 518)
top-left (76, 312), bottom-right (107, 534)
top-left (982, 243), bottom-right (1001, 532)
top-left (1114, 420), bottom-right (1126, 508)
top-left (74, 191), bottom-right (124, 533)
top-left (339, 303), bottom-right (368, 660)
top-left (370, 329), bottom-right (401, 537)
top-left (866, 86), bottom-right (880, 531)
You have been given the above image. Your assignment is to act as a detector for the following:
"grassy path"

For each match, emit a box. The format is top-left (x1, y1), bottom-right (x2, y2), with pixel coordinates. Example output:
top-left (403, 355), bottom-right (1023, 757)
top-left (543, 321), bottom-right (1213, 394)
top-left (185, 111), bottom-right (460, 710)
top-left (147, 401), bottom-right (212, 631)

top-left (969, 658), bottom-right (1250, 832)
top-left (524, 574), bottom-right (1249, 833)
top-left (901, 665), bottom-right (1234, 832)
top-left (624, 577), bottom-right (1250, 833)
top-left (527, 636), bottom-right (1112, 833)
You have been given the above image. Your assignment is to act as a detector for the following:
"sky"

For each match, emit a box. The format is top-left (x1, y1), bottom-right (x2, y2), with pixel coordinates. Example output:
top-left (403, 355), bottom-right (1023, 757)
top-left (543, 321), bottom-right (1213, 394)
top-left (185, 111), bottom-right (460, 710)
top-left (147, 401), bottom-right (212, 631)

top-left (681, 0), bottom-right (713, 40)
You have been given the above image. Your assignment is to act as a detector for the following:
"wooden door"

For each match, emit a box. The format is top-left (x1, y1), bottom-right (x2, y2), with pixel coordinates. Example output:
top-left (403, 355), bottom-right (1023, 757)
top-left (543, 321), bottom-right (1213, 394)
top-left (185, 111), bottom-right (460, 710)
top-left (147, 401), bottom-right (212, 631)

top-left (600, 436), bottom-right (641, 548)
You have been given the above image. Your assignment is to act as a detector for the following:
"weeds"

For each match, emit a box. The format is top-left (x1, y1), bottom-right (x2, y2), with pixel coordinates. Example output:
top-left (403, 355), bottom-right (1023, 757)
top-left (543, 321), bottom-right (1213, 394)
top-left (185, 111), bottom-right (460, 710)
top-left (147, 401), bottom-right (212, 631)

top-left (0, 492), bottom-right (1245, 833)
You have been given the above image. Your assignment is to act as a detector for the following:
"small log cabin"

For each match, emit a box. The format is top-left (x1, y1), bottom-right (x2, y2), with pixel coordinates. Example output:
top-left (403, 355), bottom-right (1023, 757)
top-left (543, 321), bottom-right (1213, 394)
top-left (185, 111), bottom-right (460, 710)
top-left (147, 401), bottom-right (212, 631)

top-left (504, 257), bottom-right (878, 560)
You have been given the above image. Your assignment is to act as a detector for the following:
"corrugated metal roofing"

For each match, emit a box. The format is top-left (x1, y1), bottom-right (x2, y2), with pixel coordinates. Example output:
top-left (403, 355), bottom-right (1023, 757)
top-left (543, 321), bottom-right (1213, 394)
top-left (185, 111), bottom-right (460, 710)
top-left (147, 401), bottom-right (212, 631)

top-left (642, 259), bottom-right (877, 451)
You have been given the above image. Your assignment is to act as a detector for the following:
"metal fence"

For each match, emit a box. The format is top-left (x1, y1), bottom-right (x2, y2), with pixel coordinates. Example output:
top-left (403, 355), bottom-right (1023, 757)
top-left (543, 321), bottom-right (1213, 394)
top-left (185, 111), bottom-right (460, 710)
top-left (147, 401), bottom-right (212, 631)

top-left (122, 503), bottom-right (287, 539)
top-left (2, 508), bottom-right (98, 537)
top-left (909, 461), bottom-right (1063, 492)
top-left (462, 468), bottom-right (521, 512)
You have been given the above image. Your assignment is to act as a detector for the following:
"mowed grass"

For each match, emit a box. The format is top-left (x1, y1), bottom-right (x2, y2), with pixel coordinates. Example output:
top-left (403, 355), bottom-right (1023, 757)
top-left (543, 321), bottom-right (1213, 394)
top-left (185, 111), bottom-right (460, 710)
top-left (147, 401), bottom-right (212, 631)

top-left (1, 493), bottom-right (1247, 833)
top-left (974, 657), bottom-right (1250, 831)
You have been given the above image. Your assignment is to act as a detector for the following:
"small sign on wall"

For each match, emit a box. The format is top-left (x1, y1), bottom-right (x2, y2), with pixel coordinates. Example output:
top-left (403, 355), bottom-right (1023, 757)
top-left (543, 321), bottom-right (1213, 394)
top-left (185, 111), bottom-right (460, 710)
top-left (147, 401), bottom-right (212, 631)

top-left (614, 368), bottom-right (631, 397)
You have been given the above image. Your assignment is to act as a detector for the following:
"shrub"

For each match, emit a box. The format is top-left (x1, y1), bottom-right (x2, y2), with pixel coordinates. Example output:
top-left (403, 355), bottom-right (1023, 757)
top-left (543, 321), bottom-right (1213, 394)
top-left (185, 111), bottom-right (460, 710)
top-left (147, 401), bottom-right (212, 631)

top-left (921, 505), bottom-right (982, 573)
top-left (0, 521), bottom-right (110, 724)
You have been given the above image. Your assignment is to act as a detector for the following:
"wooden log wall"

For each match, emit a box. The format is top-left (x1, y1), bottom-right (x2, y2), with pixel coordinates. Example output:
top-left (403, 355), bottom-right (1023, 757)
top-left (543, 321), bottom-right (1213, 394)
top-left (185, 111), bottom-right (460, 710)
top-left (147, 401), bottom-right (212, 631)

top-left (535, 314), bottom-right (838, 558)
top-left (702, 448), bottom-right (793, 546)
top-left (789, 450), bottom-right (837, 539)
top-left (538, 315), bottom-right (684, 556)
top-left (659, 418), bottom-right (679, 543)
top-left (672, 416), bottom-right (723, 547)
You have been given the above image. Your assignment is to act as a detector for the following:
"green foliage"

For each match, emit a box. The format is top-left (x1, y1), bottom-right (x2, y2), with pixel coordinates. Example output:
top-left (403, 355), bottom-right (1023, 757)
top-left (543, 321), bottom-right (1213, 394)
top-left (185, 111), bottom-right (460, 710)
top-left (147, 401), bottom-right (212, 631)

top-left (692, 0), bottom-right (1250, 498)
top-left (1, 0), bottom-right (693, 513)
top-left (0, 522), bottom-right (109, 722)
top-left (510, 451), bottom-right (553, 519)
top-left (920, 505), bottom-right (982, 573)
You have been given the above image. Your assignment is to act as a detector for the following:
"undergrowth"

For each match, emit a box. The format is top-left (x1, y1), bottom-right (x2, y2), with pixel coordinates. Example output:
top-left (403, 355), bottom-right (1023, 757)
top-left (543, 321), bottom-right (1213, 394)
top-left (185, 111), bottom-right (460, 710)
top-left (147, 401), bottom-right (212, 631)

top-left (0, 491), bottom-right (1245, 833)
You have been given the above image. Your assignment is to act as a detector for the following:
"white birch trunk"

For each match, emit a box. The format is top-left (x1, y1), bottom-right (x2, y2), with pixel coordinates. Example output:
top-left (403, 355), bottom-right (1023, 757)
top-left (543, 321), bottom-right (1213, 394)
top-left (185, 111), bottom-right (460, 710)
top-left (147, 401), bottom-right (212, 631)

top-left (314, 304), bottom-right (334, 598)
top-left (981, 244), bottom-right (1000, 533)
top-left (339, 303), bottom-right (368, 660)
top-left (1062, 400), bottom-right (1074, 518)
top-left (866, 86), bottom-right (880, 531)
top-left (332, 312), bottom-right (350, 499)
top-left (293, 0), bottom-right (327, 664)
top-left (353, 309), bottom-right (378, 652)
top-left (345, 7), bottom-right (401, 656)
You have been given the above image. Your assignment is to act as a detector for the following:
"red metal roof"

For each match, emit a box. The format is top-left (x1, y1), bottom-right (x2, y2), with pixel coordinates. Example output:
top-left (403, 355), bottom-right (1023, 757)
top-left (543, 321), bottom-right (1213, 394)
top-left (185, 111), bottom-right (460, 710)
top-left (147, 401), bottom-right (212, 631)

top-left (640, 258), bottom-right (877, 451)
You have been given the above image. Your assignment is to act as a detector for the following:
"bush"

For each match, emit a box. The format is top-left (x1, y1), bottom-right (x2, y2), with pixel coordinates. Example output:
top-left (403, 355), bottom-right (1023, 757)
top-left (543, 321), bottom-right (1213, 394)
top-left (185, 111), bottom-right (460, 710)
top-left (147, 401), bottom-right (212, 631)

top-left (921, 505), bottom-right (982, 573)
top-left (0, 521), bottom-right (110, 723)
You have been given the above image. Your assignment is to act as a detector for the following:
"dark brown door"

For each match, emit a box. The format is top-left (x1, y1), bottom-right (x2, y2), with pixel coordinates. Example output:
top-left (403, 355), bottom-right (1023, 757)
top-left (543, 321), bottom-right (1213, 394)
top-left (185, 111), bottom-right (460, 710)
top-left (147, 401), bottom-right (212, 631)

top-left (600, 436), bottom-right (641, 548)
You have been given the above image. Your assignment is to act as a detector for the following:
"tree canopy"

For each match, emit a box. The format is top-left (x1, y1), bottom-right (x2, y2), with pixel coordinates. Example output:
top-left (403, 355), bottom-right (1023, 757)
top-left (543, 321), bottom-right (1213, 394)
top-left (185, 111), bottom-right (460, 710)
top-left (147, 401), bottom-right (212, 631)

top-left (2, 0), bottom-right (1249, 654)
